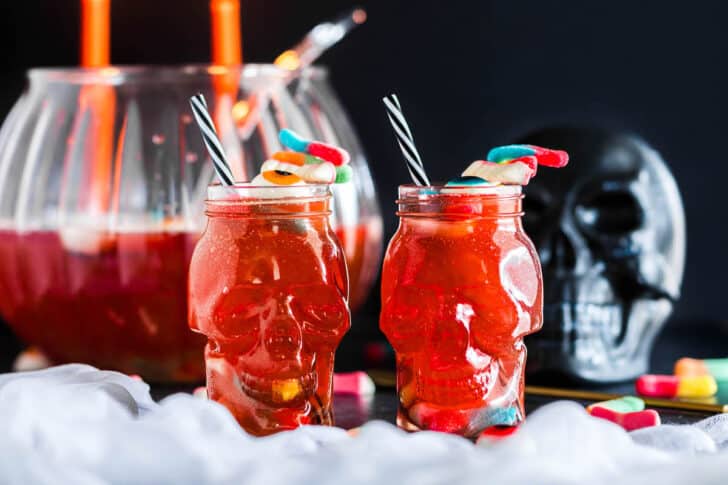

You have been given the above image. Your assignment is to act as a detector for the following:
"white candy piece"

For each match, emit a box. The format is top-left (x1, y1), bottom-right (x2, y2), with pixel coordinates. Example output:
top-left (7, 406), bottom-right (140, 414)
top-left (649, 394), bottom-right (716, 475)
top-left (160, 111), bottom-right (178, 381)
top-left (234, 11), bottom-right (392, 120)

top-left (261, 159), bottom-right (302, 175)
top-left (248, 173), bottom-right (306, 199)
top-left (250, 173), bottom-right (278, 186)
top-left (297, 161), bottom-right (336, 183)
top-left (260, 159), bottom-right (336, 184)
top-left (463, 160), bottom-right (534, 185)
top-left (250, 173), bottom-right (305, 187)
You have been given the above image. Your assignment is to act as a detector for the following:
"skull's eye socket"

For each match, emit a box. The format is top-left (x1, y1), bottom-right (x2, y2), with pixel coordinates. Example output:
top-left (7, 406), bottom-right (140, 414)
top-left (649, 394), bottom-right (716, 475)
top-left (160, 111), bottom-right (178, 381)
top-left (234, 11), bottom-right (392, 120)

top-left (211, 286), bottom-right (268, 354)
top-left (289, 285), bottom-right (349, 340)
top-left (575, 190), bottom-right (643, 235)
top-left (381, 285), bottom-right (438, 353)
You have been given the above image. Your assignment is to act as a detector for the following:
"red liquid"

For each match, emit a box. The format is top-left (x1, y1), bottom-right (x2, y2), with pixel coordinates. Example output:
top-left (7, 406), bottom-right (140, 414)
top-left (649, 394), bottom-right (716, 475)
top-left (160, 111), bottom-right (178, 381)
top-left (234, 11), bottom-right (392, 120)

top-left (189, 197), bottom-right (350, 436)
top-left (0, 219), bottom-right (371, 383)
top-left (380, 192), bottom-right (543, 437)
top-left (0, 229), bottom-right (205, 382)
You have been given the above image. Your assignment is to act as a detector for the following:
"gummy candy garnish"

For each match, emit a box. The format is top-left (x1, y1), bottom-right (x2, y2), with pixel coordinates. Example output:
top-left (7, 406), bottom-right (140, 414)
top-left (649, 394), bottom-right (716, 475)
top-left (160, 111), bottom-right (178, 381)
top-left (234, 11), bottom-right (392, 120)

top-left (262, 170), bottom-right (304, 186)
top-left (445, 175), bottom-right (497, 187)
top-left (487, 144), bottom-right (537, 163)
top-left (447, 144), bottom-right (568, 189)
top-left (335, 165), bottom-right (354, 184)
top-left (272, 151), bottom-right (306, 166)
top-left (254, 129), bottom-right (352, 186)
top-left (279, 128), bottom-right (310, 152)
top-left (307, 141), bottom-right (350, 167)
top-left (487, 144), bottom-right (569, 168)
top-left (262, 159), bottom-right (337, 184)
top-left (462, 160), bottom-right (535, 185)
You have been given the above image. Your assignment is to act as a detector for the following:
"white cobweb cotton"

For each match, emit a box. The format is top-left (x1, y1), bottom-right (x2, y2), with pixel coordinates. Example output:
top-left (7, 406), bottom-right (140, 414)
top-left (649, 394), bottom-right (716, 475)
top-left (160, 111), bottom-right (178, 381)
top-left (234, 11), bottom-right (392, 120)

top-left (694, 413), bottom-right (728, 450)
top-left (631, 425), bottom-right (717, 454)
top-left (1, 366), bottom-right (728, 485)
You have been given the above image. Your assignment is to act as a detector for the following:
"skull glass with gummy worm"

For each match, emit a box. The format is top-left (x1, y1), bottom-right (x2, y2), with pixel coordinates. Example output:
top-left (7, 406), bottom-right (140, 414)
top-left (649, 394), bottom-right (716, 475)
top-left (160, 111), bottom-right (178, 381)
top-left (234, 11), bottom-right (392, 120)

top-left (380, 145), bottom-right (568, 437)
top-left (188, 130), bottom-right (352, 436)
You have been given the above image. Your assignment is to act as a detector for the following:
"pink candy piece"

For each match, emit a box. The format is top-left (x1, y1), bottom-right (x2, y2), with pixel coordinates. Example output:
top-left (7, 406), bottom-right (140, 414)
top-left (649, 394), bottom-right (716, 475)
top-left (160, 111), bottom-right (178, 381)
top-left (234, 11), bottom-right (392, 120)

top-left (333, 371), bottom-right (375, 396)
top-left (588, 406), bottom-right (661, 431)
top-left (307, 142), bottom-right (350, 167)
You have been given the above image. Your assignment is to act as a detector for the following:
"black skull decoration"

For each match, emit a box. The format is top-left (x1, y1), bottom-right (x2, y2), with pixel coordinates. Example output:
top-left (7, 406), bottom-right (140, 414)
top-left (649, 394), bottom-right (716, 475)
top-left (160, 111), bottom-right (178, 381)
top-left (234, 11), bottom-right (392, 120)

top-left (519, 127), bottom-right (685, 382)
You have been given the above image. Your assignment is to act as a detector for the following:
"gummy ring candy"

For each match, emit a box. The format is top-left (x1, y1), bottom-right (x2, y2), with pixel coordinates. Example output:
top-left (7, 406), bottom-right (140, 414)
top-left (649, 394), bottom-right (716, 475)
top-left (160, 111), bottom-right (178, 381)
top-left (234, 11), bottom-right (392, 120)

top-left (272, 151), bottom-right (306, 166)
top-left (487, 144), bottom-right (569, 168)
top-left (462, 160), bottom-right (534, 185)
top-left (307, 141), bottom-right (350, 167)
top-left (304, 154), bottom-right (327, 165)
top-left (262, 170), bottom-right (303, 186)
top-left (279, 128), bottom-right (311, 153)
top-left (335, 165), bottom-right (354, 184)
top-left (445, 175), bottom-right (498, 187)
top-left (262, 159), bottom-right (302, 175)
top-left (298, 162), bottom-right (337, 184)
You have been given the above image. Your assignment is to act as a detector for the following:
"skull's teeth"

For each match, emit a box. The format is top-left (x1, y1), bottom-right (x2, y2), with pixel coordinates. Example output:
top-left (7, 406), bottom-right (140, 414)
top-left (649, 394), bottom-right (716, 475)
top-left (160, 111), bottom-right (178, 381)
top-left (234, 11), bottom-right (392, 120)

top-left (272, 379), bottom-right (303, 403)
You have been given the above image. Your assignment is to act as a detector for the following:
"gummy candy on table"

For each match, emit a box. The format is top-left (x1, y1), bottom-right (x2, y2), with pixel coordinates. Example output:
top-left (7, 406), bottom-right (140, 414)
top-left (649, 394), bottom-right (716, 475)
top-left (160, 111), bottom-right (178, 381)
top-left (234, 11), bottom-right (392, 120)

top-left (675, 358), bottom-right (728, 380)
top-left (636, 375), bottom-right (717, 398)
top-left (586, 396), bottom-right (645, 413)
top-left (588, 406), bottom-right (661, 431)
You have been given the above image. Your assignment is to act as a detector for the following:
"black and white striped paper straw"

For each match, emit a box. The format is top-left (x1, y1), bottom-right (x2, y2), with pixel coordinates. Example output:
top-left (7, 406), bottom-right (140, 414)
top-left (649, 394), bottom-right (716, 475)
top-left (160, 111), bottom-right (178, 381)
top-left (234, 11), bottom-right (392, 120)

top-left (189, 93), bottom-right (235, 186)
top-left (382, 94), bottom-right (431, 186)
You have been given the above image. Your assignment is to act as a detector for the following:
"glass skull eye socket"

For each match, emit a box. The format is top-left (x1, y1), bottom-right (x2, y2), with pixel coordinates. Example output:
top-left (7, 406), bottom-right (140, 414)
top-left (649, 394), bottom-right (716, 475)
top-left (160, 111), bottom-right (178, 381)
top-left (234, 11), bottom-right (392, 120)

top-left (574, 186), bottom-right (644, 236)
top-left (288, 284), bottom-right (349, 342)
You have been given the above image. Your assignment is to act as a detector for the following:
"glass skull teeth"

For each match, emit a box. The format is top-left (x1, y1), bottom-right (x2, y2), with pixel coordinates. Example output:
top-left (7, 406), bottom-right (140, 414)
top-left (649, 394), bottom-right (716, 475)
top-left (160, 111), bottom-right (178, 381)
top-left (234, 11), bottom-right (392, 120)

top-left (520, 127), bottom-right (685, 383)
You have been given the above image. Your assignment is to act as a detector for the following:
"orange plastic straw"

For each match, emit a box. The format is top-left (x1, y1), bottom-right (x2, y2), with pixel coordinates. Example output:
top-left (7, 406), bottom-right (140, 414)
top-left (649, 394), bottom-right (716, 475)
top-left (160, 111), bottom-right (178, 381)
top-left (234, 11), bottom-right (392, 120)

top-left (210, 0), bottom-right (244, 181)
top-left (80, 0), bottom-right (111, 67)
top-left (79, 0), bottom-right (115, 215)
top-left (210, 0), bottom-right (242, 66)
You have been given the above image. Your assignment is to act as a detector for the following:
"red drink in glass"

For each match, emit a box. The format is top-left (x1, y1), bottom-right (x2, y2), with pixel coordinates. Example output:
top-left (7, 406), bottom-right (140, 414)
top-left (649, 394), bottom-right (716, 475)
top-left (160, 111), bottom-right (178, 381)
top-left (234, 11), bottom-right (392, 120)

top-left (380, 185), bottom-right (543, 437)
top-left (189, 184), bottom-right (350, 436)
top-left (0, 228), bottom-right (205, 381)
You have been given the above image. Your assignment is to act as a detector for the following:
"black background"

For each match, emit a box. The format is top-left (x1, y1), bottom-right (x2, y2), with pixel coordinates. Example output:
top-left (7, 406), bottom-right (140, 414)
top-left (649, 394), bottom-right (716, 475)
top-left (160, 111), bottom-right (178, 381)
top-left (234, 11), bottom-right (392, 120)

top-left (0, 0), bottom-right (726, 329)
